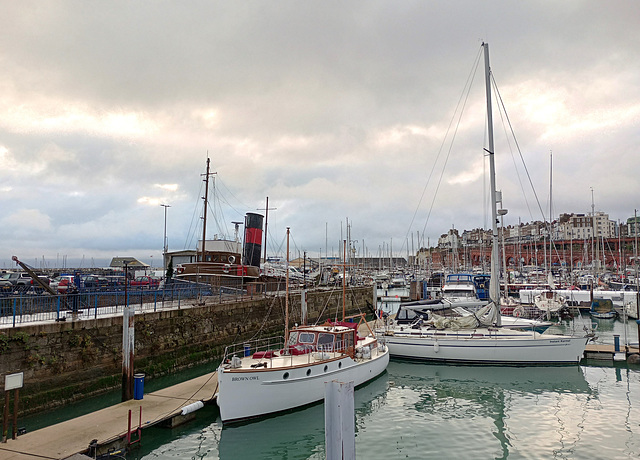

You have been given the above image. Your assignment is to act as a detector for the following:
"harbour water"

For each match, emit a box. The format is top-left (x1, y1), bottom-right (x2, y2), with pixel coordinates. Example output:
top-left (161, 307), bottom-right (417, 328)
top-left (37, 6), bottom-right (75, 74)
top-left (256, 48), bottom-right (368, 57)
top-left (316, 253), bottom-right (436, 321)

top-left (131, 359), bottom-right (640, 459)
top-left (125, 294), bottom-right (640, 460)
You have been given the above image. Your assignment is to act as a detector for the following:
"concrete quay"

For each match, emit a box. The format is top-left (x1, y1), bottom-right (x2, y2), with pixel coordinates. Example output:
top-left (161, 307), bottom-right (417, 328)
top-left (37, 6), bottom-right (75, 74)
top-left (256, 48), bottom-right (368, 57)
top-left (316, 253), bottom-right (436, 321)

top-left (0, 371), bottom-right (218, 459)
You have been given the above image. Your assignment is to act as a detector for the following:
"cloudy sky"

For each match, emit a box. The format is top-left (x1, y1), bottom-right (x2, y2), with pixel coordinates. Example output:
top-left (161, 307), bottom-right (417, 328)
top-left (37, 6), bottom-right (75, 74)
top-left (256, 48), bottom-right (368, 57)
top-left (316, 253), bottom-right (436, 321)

top-left (1, 1), bottom-right (638, 270)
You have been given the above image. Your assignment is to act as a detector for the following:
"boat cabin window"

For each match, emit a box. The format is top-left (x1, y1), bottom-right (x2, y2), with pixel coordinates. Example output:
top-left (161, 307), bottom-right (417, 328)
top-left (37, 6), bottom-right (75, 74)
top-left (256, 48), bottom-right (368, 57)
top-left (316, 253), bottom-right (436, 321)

top-left (396, 308), bottom-right (418, 322)
top-left (317, 333), bottom-right (335, 350)
top-left (444, 289), bottom-right (476, 298)
top-left (298, 332), bottom-right (316, 344)
top-left (287, 331), bottom-right (299, 346)
top-left (337, 331), bottom-right (354, 351)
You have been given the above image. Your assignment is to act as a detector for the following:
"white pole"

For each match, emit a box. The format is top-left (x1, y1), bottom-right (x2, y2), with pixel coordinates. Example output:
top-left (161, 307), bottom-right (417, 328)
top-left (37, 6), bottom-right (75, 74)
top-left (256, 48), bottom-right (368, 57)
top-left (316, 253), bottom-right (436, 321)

top-left (161, 204), bottom-right (170, 276)
top-left (483, 42), bottom-right (500, 316)
top-left (325, 380), bottom-right (355, 460)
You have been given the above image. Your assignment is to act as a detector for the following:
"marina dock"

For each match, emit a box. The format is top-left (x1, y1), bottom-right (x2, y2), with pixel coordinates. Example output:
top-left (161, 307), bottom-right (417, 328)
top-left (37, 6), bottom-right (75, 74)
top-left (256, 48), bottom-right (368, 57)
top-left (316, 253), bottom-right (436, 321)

top-left (0, 371), bottom-right (218, 459)
top-left (584, 343), bottom-right (640, 362)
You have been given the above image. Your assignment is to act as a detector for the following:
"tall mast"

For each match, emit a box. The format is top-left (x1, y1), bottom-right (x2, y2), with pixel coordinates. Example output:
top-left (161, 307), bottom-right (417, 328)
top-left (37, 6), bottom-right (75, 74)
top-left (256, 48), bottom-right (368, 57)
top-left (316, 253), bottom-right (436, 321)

top-left (200, 158), bottom-right (215, 261)
top-left (483, 42), bottom-right (500, 309)
top-left (342, 239), bottom-right (347, 321)
top-left (285, 227), bottom-right (290, 339)
top-left (635, 209), bottom-right (639, 331)
top-left (549, 150), bottom-right (553, 228)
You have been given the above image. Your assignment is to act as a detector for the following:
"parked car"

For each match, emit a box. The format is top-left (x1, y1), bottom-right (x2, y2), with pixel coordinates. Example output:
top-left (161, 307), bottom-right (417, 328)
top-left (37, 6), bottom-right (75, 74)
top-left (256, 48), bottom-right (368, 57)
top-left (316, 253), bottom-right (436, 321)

top-left (130, 275), bottom-right (162, 287)
top-left (3, 272), bottom-right (32, 285)
top-left (2, 272), bottom-right (50, 290)
top-left (82, 275), bottom-right (110, 290)
top-left (50, 275), bottom-right (76, 293)
top-left (104, 275), bottom-right (126, 288)
top-left (0, 275), bottom-right (13, 291)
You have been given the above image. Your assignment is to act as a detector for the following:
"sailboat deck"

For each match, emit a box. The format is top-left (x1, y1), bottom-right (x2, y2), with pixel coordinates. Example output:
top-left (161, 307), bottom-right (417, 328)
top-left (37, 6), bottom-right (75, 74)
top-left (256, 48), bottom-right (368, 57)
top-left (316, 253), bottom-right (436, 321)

top-left (222, 329), bottom-right (380, 372)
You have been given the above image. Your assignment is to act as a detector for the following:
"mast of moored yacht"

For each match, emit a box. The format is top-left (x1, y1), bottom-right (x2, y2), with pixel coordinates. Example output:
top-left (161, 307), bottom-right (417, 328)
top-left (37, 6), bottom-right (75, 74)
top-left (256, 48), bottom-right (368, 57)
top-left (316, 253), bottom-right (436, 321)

top-left (482, 42), bottom-right (501, 325)
top-left (285, 227), bottom-right (290, 339)
top-left (342, 239), bottom-right (347, 321)
top-left (200, 157), bottom-right (210, 262)
top-left (199, 157), bottom-right (216, 261)
top-left (635, 209), bottom-right (639, 338)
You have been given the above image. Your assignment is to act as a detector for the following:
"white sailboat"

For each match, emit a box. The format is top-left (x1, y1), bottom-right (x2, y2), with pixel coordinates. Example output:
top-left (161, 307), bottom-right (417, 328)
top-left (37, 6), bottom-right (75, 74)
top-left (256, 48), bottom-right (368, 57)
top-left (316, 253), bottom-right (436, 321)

top-left (377, 43), bottom-right (589, 364)
top-left (216, 231), bottom-right (389, 423)
top-left (533, 272), bottom-right (568, 317)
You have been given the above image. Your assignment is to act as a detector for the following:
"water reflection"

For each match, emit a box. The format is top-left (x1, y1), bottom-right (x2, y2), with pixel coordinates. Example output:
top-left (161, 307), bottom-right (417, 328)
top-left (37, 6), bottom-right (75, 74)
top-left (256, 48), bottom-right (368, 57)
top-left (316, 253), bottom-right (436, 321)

top-left (217, 372), bottom-right (390, 459)
top-left (358, 361), bottom-right (594, 460)
top-left (138, 361), bottom-right (640, 459)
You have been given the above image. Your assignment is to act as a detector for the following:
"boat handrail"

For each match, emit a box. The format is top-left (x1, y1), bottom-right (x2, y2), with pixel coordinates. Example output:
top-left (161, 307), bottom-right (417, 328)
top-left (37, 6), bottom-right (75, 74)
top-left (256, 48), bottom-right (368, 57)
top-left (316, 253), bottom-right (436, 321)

top-left (222, 335), bottom-right (285, 361)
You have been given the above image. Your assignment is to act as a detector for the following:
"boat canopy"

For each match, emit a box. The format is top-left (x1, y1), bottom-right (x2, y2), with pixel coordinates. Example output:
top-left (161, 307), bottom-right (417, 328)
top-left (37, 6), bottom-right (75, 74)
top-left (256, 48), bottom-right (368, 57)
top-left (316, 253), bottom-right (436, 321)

top-left (395, 302), bottom-right (499, 330)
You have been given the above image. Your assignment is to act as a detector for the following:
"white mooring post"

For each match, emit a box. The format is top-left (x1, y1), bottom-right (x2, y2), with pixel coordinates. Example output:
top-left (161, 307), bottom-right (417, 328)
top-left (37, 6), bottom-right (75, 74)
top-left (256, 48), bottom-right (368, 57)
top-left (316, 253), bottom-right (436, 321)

top-left (325, 380), bottom-right (355, 460)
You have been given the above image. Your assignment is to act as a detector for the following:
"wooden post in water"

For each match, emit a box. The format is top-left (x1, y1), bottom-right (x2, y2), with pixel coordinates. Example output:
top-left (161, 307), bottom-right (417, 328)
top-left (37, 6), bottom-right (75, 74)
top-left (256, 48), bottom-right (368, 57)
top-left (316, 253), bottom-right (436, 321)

top-left (11, 389), bottom-right (18, 440)
top-left (325, 380), bottom-right (355, 460)
top-left (2, 391), bottom-right (8, 443)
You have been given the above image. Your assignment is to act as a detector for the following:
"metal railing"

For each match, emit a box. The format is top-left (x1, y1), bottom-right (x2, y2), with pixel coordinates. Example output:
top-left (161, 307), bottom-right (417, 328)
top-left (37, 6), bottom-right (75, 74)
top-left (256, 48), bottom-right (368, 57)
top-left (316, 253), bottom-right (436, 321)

top-left (0, 282), bottom-right (215, 328)
top-left (221, 334), bottom-right (378, 368)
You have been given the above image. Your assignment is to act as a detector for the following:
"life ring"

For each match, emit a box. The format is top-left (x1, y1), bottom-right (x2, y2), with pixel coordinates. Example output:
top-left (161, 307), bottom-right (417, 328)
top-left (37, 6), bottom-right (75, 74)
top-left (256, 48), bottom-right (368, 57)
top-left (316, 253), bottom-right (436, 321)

top-left (223, 264), bottom-right (230, 274)
top-left (228, 256), bottom-right (235, 264)
top-left (514, 306), bottom-right (525, 318)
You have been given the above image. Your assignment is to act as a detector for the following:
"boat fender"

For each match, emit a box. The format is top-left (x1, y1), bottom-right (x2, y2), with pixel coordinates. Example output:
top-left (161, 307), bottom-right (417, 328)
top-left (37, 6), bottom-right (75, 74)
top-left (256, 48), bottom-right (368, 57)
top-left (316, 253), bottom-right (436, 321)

top-left (434, 340), bottom-right (440, 353)
top-left (181, 401), bottom-right (204, 416)
top-left (362, 346), bottom-right (371, 359)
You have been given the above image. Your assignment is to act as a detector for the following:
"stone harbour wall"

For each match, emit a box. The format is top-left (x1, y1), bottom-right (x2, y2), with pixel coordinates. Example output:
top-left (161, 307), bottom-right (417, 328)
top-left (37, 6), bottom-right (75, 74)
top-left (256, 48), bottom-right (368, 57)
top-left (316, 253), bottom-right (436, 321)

top-left (0, 286), bottom-right (375, 415)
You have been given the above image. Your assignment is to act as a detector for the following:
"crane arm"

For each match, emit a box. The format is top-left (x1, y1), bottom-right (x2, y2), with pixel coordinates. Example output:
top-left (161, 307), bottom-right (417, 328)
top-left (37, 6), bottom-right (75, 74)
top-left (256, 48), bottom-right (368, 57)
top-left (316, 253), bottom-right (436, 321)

top-left (11, 256), bottom-right (58, 296)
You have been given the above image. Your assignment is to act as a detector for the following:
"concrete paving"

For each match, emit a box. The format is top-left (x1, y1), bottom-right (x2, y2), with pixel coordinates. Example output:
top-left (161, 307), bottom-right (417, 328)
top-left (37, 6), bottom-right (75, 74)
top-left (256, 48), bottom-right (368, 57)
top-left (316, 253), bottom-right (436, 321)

top-left (0, 371), bottom-right (218, 460)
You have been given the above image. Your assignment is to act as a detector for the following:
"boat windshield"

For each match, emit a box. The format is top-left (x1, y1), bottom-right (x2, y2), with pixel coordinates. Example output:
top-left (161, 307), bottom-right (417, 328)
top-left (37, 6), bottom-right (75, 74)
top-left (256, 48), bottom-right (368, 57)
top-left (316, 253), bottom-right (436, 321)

top-left (443, 289), bottom-right (476, 298)
top-left (298, 332), bottom-right (316, 344)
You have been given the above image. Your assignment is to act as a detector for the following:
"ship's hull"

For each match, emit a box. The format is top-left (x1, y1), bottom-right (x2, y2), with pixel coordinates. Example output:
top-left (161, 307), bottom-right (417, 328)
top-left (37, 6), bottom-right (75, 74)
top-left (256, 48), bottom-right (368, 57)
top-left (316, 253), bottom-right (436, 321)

top-left (217, 347), bottom-right (389, 423)
top-left (381, 328), bottom-right (587, 364)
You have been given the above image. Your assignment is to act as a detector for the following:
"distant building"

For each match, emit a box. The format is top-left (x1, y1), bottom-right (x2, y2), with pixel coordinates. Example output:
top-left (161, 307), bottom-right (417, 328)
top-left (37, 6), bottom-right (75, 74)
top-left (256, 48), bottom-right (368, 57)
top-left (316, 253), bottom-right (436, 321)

top-left (626, 216), bottom-right (640, 237)
top-left (109, 257), bottom-right (149, 268)
top-left (438, 229), bottom-right (460, 249)
top-left (556, 212), bottom-right (616, 240)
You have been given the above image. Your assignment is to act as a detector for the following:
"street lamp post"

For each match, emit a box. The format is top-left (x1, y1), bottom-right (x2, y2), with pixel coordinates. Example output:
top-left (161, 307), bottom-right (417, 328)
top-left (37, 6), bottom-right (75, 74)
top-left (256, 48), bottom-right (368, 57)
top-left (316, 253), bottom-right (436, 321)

top-left (160, 204), bottom-right (171, 277)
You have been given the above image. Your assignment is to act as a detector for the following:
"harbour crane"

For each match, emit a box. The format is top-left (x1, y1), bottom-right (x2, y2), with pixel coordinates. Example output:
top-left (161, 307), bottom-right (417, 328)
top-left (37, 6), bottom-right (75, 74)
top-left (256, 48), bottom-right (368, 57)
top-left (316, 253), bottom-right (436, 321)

top-left (11, 255), bottom-right (58, 296)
